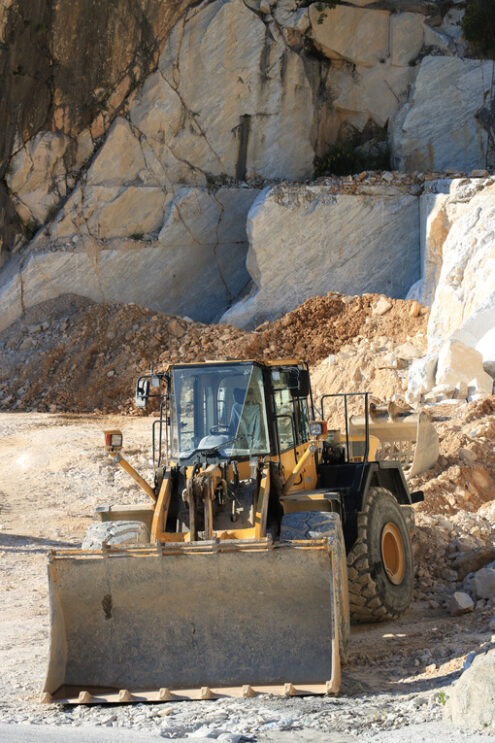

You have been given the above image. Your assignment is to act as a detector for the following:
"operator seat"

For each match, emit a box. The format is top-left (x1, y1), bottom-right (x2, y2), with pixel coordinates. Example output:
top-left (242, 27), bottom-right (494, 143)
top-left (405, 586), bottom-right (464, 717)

top-left (229, 388), bottom-right (246, 436)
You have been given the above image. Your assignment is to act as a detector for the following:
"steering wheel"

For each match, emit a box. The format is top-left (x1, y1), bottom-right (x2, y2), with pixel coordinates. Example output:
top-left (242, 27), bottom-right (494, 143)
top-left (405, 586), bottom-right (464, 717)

top-left (210, 425), bottom-right (230, 435)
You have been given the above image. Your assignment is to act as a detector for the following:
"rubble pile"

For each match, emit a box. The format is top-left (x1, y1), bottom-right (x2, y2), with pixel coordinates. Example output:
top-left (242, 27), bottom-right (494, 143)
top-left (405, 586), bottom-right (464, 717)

top-left (1, 290), bottom-right (494, 635)
top-left (0, 292), bottom-right (426, 414)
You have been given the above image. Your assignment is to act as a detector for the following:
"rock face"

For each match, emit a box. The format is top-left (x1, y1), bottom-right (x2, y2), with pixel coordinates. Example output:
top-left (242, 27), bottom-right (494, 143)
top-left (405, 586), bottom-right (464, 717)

top-left (158, 0), bottom-right (315, 181)
top-left (221, 182), bottom-right (420, 328)
top-left (427, 181), bottom-right (495, 356)
top-left (406, 176), bottom-right (495, 402)
top-left (0, 0), bottom-right (195, 254)
top-left (445, 648), bottom-right (495, 733)
top-left (0, 186), bottom-right (259, 331)
top-left (0, 0), bottom-right (492, 331)
top-left (309, 5), bottom-right (391, 66)
top-left (391, 57), bottom-right (495, 172)
top-left (6, 133), bottom-right (74, 226)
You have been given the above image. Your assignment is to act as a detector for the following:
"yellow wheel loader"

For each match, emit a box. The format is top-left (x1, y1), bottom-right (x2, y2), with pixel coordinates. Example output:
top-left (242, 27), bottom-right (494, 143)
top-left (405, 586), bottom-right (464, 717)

top-left (42, 360), bottom-right (435, 705)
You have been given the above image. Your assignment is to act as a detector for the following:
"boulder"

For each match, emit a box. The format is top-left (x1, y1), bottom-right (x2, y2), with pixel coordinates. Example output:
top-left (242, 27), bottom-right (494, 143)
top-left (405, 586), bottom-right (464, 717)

top-left (436, 339), bottom-right (493, 400)
top-left (221, 183), bottom-right (420, 328)
top-left (445, 648), bottom-right (495, 733)
top-left (453, 548), bottom-right (495, 580)
top-left (423, 383), bottom-right (456, 403)
top-left (448, 591), bottom-right (474, 616)
top-left (391, 56), bottom-right (493, 172)
top-left (406, 354), bottom-right (437, 403)
top-left (309, 4), bottom-right (390, 67)
top-left (473, 567), bottom-right (495, 600)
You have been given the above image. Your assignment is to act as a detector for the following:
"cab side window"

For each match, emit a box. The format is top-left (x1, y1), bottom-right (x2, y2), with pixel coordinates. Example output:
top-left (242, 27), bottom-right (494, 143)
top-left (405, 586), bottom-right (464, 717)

top-left (272, 369), bottom-right (310, 451)
top-left (274, 387), bottom-right (296, 451)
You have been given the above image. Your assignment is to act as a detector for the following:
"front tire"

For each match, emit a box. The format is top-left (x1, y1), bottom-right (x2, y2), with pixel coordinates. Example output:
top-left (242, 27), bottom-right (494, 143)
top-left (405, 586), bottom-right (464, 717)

top-left (347, 487), bottom-right (413, 623)
top-left (280, 511), bottom-right (350, 663)
top-left (82, 520), bottom-right (149, 550)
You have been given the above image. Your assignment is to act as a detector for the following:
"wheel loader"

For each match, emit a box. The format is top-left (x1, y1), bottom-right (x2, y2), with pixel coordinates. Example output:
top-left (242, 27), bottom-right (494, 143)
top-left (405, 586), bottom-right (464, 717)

top-left (42, 359), bottom-right (437, 705)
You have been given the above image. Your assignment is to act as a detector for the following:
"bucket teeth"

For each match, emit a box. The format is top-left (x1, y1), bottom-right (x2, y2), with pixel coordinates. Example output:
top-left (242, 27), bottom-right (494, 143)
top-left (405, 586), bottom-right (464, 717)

top-left (159, 688), bottom-right (172, 701)
top-left (284, 683), bottom-right (296, 697)
top-left (200, 687), bottom-right (213, 700)
top-left (325, 679), bottom-right (338, 695)
top-left (118, 689), bottom-right (133, 703)
top-left (77, 691), bottom-right (93, 703)
top-left (242, 685), bottom-right (256, 698)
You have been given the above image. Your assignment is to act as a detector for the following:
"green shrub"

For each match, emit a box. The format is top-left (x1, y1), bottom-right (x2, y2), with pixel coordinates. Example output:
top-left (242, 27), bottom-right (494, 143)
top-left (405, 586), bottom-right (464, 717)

top-left (314, 0), bottom-right (337, 24)
top-left (314, 142), bottom-right (361, 176)
top-left (462, 0), bottom-right (495, 57)
top-left (314, 140), bottom-right (390, 177)
top-left (22, 219), bottom-right (38, 240)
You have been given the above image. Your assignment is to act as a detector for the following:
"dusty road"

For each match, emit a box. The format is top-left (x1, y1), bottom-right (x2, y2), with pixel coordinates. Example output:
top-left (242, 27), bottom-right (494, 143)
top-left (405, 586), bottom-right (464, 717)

top-left (0, 413), bottom-right (494, 741)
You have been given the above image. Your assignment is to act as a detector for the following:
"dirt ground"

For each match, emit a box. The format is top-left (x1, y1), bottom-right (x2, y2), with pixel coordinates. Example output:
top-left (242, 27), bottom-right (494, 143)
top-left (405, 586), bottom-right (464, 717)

top-left (1, 413), bottom-right (494, 740)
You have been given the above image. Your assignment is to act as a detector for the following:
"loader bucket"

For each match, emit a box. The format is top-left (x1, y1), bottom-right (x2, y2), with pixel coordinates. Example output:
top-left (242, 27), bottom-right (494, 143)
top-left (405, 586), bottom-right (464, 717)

top-left (349, 405), bottom-right (439, 477)
top-left (42, 539), bottom-right (343, 704)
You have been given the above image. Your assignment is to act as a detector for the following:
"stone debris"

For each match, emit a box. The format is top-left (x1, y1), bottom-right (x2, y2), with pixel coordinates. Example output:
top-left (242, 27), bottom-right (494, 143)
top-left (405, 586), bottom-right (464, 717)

top-left (472, 566), bottom-right (495, 601)
top-left (0, 291), bottom-right (426, 414)
top-left (436, 340), bottom-right (493, 402)
top-left (448, 592), bottom-right (474, 616)
top-left (372, 297), bottom-right (393, 316)
top-left (444, 648), bottom-right (495, 734)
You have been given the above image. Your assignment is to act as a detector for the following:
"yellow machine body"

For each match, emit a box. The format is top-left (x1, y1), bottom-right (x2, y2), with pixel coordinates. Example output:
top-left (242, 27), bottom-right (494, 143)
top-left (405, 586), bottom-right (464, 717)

top-left (42, 359), bottom-right (433, 704)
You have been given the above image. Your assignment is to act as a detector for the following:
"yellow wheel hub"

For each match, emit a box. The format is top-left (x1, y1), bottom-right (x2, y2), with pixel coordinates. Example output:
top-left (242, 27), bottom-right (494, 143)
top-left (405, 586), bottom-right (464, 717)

top-left (381, 522), bottom-right (405, 585)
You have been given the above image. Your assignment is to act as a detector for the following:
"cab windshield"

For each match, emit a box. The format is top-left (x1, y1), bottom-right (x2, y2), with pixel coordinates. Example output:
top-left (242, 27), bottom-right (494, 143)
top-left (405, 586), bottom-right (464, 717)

top-left (169, 363), bottom-right (270, 463)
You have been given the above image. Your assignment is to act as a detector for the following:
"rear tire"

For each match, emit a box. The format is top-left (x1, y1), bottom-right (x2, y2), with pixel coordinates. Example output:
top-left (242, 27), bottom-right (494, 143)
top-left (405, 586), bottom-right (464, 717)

top-left (347, 487), bottom-right (413, 623)
top-left (280, 511), bottom-right (350, 663)
top-left (82, 521), bottom-right (149, 550)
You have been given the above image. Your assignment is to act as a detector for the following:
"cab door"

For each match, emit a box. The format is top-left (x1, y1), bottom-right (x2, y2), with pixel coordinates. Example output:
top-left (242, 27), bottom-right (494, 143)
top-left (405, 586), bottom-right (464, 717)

top-left (271, 370), bottom-right (317, 492)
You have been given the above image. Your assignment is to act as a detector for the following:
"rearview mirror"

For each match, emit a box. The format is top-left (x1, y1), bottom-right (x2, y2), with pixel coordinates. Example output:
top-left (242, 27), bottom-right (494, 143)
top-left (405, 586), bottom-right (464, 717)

top-left (288, 368), bottom-right (310, 397)
top-left (135, 378), bottom-right (150, 409)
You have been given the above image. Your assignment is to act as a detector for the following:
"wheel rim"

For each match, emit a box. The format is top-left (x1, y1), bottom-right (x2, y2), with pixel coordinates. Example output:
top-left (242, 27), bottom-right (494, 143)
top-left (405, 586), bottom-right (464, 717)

top-left (381, 522), bottom-right (405, 585)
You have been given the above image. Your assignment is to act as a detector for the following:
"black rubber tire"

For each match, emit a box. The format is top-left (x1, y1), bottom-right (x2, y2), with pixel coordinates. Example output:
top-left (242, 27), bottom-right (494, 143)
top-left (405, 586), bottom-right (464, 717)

top-left (347, 487), bottom-right (413, 624)
top-left (82, 520), bottom-right (149, 550)
top-left (280, 511), bottom-right (350, 663)
top-left (280, 510), bottom-right (340, 541)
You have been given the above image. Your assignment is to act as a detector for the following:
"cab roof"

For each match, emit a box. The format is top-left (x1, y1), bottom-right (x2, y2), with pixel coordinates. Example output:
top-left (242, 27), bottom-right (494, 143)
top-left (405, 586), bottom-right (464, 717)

top-left (166, 359), bottom-right (305, 370)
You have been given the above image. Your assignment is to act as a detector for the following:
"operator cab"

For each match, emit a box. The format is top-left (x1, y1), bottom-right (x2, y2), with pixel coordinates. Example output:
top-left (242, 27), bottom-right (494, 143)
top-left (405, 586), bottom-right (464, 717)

top-left (169, 362), bottom-right (270, 463)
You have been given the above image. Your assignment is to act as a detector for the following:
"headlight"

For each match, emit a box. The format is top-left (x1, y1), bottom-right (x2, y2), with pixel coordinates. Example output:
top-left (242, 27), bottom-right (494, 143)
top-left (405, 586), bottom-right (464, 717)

top-left (104, 430), bottom-right (123, 450)
top-left (309, 421), bottom-right (328, 439)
